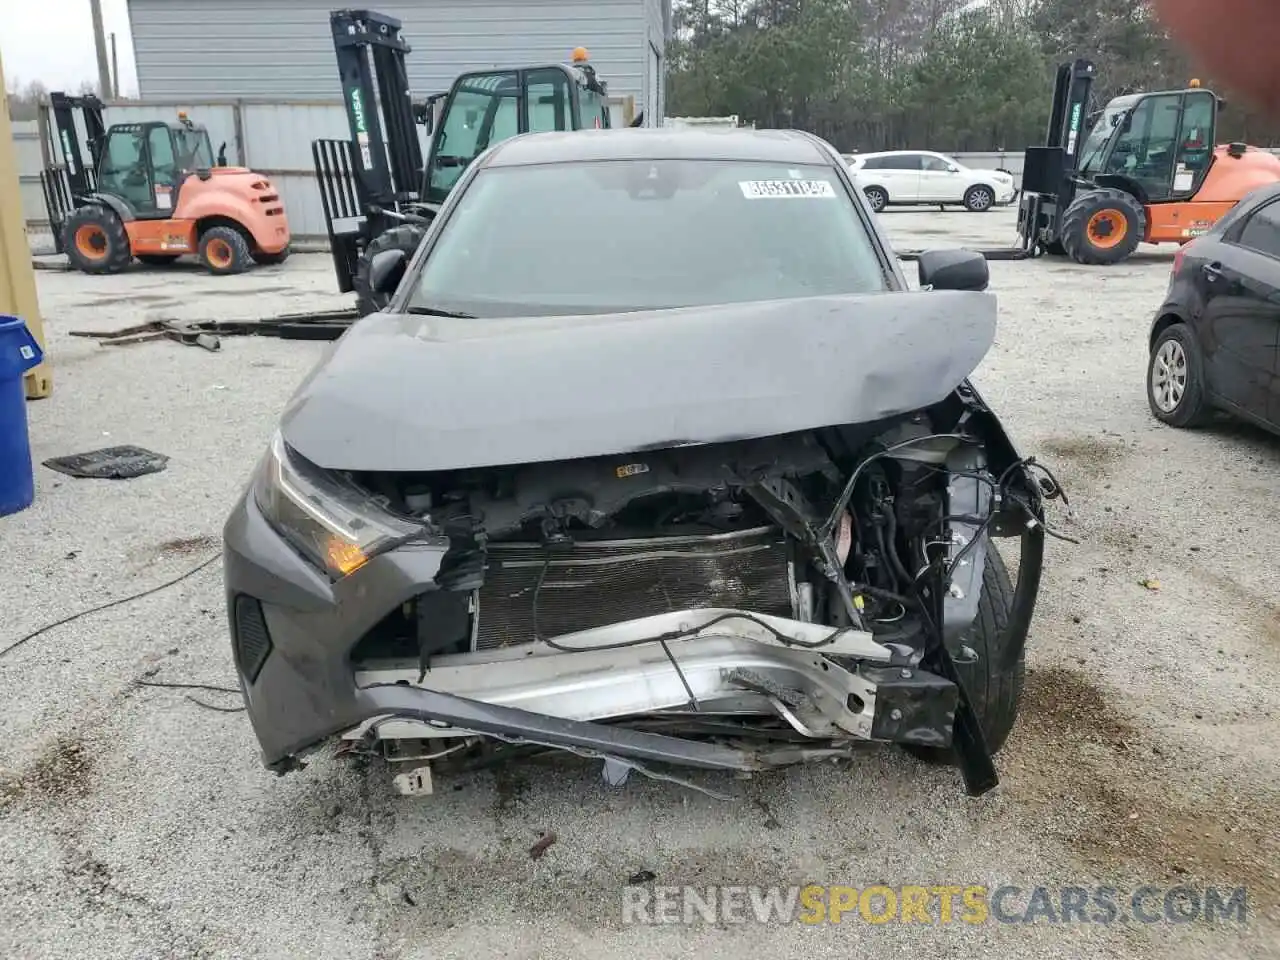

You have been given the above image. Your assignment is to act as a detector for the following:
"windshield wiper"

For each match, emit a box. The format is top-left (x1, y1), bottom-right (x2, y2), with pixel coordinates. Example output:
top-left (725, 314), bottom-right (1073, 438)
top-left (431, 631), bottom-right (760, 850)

top-left (406, 305), bottom-right (477, 319)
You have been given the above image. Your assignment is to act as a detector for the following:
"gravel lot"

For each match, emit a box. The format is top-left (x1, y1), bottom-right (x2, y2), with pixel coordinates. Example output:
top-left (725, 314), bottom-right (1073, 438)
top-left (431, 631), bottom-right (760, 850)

top-left (2, 206), bottom-right (1278, 960)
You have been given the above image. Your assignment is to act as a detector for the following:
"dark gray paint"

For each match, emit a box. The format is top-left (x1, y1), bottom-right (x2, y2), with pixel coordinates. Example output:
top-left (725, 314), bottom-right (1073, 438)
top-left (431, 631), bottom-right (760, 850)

top-left (280, 291), bottom-right (998, 472)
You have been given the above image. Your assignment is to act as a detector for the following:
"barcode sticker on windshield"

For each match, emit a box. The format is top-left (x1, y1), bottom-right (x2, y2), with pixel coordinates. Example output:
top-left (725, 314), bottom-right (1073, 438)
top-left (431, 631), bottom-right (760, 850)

top-left (739, 179), bottom-right (835, 199)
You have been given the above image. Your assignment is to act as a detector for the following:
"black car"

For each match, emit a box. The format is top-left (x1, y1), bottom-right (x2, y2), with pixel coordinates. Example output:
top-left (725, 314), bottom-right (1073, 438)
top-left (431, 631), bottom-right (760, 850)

top-left (1147, 183), bottom-right (1280, 432)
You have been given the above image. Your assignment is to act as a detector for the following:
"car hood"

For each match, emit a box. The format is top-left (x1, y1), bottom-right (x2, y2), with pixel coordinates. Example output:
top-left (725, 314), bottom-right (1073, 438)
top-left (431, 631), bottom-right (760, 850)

top-left (280, 292), bottom-right (998, 472)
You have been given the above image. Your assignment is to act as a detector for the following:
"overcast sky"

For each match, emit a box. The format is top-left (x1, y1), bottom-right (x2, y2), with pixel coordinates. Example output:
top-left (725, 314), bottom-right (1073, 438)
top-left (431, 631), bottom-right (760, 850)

top-left (2, 0), bottom-right (139, 96)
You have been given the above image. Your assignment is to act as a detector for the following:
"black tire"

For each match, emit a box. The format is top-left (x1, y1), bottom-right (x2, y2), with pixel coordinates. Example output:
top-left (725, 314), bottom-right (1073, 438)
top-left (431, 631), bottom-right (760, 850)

top-left (863, 186), bottom-right (889, 213)
top-left (1147, 322), bottom-right (1212, 427)
top-left (904, 544), bottom-right (1024, 763)
top-left (136, 254), bottom-right (180, 266)
top-left (198, 225), bottom-right (253, 275)
top-left (63, 205), bottom-right (132, 275)
top-left (1060, 188), bottom-right (1146, 265)
top-left (252, 246), bottom-right (291, 266)
top-left (963, 184), bottom-right (996, 212)
top-left (354, 223), bottom-right (427, 316)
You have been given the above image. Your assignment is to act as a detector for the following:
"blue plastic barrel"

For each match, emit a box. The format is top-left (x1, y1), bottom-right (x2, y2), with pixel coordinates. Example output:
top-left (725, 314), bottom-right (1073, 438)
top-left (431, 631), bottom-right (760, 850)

top-left (0, 315), bottom-right (45, 517)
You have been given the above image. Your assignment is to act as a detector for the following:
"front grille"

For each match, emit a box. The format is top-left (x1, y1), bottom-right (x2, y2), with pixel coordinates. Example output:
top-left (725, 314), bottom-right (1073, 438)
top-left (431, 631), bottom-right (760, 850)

top-left (475, 526), bottom-right (793, 650)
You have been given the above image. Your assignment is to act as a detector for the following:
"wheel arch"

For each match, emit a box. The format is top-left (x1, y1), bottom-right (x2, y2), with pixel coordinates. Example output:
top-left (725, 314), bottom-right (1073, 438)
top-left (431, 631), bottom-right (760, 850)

top-left (1091, 174), bottom-right (1148, 206)
top-left (1149, 311), bottom-right (1186, 351)
top-left (184, 191), bottom-right (280, 251)
top-left (83, 193), bottom-right (135, 223)
top-left (197, 214), bottom-right (253, 242)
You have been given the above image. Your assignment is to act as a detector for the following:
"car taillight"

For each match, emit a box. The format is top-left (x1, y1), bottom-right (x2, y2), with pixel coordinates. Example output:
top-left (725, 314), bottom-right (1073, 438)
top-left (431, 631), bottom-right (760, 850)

top-left (1172, 243), bottom-right (1188, 276)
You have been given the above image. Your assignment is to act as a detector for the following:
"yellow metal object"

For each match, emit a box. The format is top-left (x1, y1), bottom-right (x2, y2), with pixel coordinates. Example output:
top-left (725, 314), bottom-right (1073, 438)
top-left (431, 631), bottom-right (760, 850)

top-left (571, 46), bottom-right (590, 63)
top-left (0, 49), bottom-right (51, 399)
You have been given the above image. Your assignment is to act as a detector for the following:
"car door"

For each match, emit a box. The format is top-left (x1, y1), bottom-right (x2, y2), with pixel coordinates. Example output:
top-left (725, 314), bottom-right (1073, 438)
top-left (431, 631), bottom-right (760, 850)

top-left (918, 153), bottom-right (961, 202)
top-left (882, 153), bottom-right (923, 202)
top-left (1197, 198), bottom-right (1280, 421)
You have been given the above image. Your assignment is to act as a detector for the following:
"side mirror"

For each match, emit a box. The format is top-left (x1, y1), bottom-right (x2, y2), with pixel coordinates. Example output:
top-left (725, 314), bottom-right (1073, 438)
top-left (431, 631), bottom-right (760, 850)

top-left (917, 249), bottom-right (989, 292)
top-left (368, 248), bottom-right (408, 299)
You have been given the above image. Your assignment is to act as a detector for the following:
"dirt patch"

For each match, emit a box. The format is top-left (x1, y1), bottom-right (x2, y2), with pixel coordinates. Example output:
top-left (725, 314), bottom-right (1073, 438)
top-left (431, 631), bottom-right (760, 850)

top-left (157, 535), bottom-right (220, 556)
top-left (1192, 568), bottom-right (1280, 649)
top-left (1039, 435), bottom-right (1129, 479)
top-left (1010, 667), bottom-right (1280, 914)
top-left (0, 735), bottom-right (93, 810)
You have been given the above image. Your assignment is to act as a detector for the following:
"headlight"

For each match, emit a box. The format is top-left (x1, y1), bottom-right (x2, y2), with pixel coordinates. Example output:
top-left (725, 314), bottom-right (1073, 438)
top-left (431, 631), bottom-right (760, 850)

top-left (253, 432), bottom-right (428, 578)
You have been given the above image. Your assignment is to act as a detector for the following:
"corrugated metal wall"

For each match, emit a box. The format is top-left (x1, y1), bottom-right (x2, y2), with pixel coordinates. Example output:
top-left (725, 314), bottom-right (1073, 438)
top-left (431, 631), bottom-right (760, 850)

top-left (12, 121), bottom-right (47, 232)
top-left (127, 0), bottom-right (654, 116)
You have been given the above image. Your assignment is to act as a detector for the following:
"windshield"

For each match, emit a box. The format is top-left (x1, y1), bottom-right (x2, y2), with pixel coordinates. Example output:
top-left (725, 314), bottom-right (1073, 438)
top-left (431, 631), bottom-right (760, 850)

top-left (408, 159), bottom-right (889, 317)
top-left (173, 128), bottom-right (214, 170)
top-left (1078, 97), bottom-right (1137, 174)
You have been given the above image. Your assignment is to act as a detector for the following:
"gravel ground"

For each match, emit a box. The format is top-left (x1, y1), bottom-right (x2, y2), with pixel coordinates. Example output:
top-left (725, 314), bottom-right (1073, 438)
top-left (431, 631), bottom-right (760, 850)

top-left (2, 207), bottom-right (1278, 960)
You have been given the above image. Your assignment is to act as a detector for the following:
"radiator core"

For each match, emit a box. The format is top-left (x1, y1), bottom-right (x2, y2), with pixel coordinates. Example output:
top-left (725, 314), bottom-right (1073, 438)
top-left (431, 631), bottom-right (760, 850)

top-left (475, 526), bottom-right (793, 650)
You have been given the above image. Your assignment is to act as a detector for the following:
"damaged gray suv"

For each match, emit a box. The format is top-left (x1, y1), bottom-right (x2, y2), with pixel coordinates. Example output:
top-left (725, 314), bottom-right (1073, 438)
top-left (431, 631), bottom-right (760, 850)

top-left (223, 128), bottom-right (1062, 797)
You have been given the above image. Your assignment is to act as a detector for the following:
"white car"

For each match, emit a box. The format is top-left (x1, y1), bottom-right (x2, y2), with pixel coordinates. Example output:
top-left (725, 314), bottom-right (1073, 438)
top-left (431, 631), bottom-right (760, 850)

top-left (846, 150), bottom-right (1018, 213)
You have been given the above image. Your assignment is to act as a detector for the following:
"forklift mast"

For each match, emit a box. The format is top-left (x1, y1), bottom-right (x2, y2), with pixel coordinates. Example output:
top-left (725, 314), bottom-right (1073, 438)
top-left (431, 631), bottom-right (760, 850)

top-left (330, 9), bottom-right (424, 211)
top-left (39, 91), bottom-right (107, 255)
top-left (47, 91), bottom-right (107, 196)
top-left (1044, 59), bottom-right (1096, 175)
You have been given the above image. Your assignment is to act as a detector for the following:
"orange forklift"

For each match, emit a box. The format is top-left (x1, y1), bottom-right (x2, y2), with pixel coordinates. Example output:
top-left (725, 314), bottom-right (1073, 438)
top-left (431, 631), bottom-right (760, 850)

top-left (1014, 61), bottom-right (1280, 264)
top-left (40, 93), bottom-right (291, 275)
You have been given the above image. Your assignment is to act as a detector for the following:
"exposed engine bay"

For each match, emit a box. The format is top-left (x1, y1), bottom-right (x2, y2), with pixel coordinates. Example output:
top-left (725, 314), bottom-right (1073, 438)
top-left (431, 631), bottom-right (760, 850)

top-left (336, 391), bottom-right (1065, 797)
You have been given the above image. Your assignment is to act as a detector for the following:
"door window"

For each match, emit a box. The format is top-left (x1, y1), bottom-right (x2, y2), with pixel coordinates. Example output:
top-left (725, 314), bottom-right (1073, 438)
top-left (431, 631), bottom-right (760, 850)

top-left (1174, 91), bottom-right (1217, 185)
top-left (1234, 199), bottom-right (1280, 259)
top-left (863, 155), bottom-right (922, 171)
top-left (97, 127), bottom-right (153, 210)
top-left (1104, 93), bottom-right (1182, 199)
top-left (525, 67), bottom-right (571, 132)
top-left (148, 125), bottom-right (177, 184)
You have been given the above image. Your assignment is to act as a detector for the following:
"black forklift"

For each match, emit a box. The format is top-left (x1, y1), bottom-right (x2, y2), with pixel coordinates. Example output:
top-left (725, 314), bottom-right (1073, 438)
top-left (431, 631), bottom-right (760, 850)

top-left (39, 91), bottom-right (108, 255)
top-left (1014, 59), bottom-right (1099, 260)
top-left (312, 8), bottom-right (616, 315)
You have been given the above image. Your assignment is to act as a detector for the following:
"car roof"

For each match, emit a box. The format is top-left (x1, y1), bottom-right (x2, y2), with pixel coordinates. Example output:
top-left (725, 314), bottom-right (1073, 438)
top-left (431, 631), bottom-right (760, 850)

top-left (852, 149), bottom-right (949, 158)
top-left (481, 128), bottom-right (838, 168)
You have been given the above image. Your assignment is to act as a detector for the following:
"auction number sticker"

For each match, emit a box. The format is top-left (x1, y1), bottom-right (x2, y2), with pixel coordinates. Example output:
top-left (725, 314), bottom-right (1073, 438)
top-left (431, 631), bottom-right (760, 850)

top-left (739, 179), bottom-right (836, 199)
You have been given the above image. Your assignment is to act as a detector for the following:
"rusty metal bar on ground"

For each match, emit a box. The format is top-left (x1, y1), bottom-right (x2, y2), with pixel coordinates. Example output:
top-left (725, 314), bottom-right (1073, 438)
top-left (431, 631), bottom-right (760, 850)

top-left (70, 307), bottom-right (361, 349)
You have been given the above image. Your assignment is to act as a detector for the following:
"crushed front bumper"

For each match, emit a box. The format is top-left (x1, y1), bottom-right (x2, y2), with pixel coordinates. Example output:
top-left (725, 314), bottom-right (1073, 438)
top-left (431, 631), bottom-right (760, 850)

top-left (224, 490), bottom-right (961, 774)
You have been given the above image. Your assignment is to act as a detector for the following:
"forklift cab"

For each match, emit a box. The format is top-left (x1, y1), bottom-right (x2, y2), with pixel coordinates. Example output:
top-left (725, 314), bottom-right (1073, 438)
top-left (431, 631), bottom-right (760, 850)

top-left (95, 118), bottom-right (220, 215)
top-left (423, 55), bottom-right (611, 203)
top-left (1076, 87), bottom-right (1219, 203)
